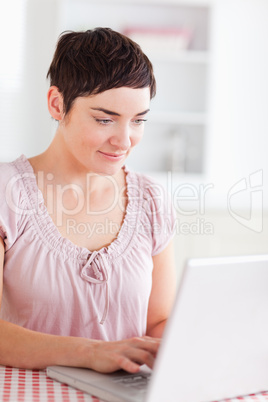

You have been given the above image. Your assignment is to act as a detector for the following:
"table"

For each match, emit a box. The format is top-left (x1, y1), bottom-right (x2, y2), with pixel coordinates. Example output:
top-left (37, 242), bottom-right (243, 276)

top-left (0, 366), bottom-right (99, 402)
top-left (1, 366), bottom-right (268, 402)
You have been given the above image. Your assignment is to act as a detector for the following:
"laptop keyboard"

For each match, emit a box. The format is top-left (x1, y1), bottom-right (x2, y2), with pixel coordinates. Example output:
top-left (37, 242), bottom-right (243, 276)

top-left (112, 373), bottom-right (151, 390)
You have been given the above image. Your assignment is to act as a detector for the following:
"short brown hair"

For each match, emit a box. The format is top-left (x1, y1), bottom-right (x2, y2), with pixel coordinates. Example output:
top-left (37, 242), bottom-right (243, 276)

top-left (47, 27), bottom-right (156, 116)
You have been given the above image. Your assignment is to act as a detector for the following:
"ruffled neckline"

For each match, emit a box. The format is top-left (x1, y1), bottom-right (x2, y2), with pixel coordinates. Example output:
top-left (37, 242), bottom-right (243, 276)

top-left (13, 155), bottom-right (142, 261)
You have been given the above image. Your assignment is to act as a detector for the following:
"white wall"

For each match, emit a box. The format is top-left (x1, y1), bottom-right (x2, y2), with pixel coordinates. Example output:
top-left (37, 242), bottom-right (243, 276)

top-left (206, 0), bottom-right (268, 209)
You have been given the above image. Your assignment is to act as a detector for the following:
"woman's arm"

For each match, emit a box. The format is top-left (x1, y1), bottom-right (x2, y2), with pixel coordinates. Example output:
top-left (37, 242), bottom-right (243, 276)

top-left (0, 237), bottom-right (160, 372)
top-left (146, 240), bottom-right (177, 338)
top-left (0, 237), bottom-right (3, 310)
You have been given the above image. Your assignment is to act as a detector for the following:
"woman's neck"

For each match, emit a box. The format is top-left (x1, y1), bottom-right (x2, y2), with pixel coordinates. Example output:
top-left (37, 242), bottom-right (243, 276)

top-left (28, 138), bottom-right (125, 195)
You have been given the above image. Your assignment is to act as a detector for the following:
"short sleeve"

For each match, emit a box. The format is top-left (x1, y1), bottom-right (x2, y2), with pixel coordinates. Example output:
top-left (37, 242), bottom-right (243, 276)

top-left (0, 162), bottom-right (23, 250)
top-left (141, 175), bottom-right (176, 256)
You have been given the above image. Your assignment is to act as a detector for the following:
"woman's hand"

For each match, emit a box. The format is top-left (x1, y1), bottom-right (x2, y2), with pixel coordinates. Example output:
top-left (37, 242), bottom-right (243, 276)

top-left (86, 336), bottom-right (161, 374)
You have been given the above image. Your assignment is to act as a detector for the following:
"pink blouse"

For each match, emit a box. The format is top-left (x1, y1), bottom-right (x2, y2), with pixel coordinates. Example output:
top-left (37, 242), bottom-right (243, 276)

top-left (0, 155), bottom-right (175, 340)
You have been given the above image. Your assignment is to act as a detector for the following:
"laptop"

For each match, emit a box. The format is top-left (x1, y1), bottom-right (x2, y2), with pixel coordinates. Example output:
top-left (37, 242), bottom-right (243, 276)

top-left (47, 254), bottom-right (268, 402)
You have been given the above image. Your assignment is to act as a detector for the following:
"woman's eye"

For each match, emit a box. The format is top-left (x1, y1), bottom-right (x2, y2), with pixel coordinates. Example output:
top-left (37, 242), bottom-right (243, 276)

top-left (133, 119), bottom-right (147, 125)
top-left (95, 118), bottom-right (112, 125)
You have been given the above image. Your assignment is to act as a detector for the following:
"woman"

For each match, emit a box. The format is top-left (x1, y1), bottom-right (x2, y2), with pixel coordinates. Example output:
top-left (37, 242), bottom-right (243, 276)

top-left (0, 28), bottom-right (176, 373)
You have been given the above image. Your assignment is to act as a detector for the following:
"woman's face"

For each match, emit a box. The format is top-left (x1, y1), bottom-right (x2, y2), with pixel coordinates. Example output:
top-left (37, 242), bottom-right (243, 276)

top-left (58, 86), bottom-right (151, 176)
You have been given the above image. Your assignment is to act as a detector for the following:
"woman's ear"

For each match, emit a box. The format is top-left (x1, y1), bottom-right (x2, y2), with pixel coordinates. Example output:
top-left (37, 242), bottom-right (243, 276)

top-left (47, 86), bottom-right (64, 121)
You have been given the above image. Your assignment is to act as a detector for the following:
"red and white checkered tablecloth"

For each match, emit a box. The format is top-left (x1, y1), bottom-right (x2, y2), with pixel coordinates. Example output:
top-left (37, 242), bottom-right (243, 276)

top-left (1, 366), bottom-right (268, 402)
top-left (0, 366), bottom-right (101, 402)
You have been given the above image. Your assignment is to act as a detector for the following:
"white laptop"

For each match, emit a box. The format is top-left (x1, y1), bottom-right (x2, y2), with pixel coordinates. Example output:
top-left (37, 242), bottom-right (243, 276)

top-left (47, 254), bottom-right (268, 402)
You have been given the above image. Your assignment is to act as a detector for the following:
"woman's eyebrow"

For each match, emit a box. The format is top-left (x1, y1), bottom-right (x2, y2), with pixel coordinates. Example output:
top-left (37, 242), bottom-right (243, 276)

top-left (91, 107), bottom-right (120, 116)
top-left (136, 109), bottom-right (150, 116)
top-left (91, 107), bottom-right (150, 116)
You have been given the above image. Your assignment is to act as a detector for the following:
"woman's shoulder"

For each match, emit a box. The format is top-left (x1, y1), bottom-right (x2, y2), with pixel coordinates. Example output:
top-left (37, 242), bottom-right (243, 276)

top-left (0, 156), bottom-right (31, 248)
top-left (125, 168), bottom-right (176, 256)
top-left (125, 167), bottom-right (174, 217)
top-left (0, 158), bottom-right (17, 178)
top-left (127, 169), bottom-right (172, 215)
top-left (125, 167), bottom-right (165, 197)
top-left (0, 155), bottom-right (31, 209)
top-left (0, 155), bottom-right (29, 183)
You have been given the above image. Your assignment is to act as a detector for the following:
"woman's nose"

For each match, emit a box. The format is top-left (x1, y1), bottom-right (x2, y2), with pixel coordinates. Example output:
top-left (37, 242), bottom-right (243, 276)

top-left (109, 125), bottom-right (131, 150)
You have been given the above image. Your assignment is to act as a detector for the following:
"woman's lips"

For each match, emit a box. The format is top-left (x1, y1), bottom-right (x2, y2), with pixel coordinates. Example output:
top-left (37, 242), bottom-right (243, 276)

top-left (98, 151), bottom-right (127, 161)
